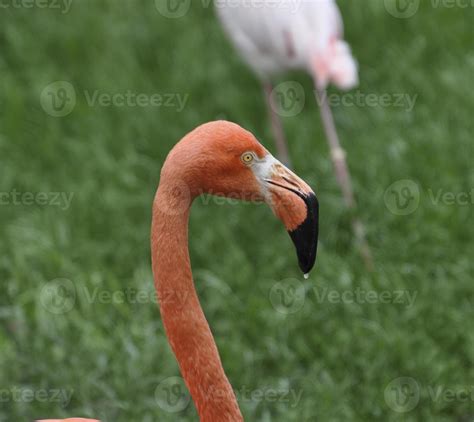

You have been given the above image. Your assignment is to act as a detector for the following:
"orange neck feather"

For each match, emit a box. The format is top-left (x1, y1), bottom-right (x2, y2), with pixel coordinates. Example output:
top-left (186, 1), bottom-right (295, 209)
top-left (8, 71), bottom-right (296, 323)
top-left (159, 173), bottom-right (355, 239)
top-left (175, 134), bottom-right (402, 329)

top-left (151, 181), bottom-right (243, 422)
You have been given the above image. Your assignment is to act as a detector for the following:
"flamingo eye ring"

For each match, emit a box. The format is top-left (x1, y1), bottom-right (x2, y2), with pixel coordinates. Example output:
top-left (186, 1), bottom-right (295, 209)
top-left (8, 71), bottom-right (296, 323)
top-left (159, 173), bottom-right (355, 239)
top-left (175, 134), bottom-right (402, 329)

top-left (241, 152), bottom-right (254, 164)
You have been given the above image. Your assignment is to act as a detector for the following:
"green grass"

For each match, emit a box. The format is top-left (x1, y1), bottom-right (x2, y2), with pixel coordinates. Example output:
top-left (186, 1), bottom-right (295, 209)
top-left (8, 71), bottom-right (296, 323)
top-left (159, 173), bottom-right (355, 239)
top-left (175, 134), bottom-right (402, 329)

top-left (0, 1), bottom-right (473, 421)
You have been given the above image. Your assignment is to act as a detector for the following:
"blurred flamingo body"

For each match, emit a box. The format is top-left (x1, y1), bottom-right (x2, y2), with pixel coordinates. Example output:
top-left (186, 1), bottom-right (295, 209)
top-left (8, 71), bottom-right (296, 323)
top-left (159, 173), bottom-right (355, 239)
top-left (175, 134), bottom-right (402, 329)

top-left (215, 0), bottom-right (358, 90)
top-left (216, 0), bottom-right (373, 268)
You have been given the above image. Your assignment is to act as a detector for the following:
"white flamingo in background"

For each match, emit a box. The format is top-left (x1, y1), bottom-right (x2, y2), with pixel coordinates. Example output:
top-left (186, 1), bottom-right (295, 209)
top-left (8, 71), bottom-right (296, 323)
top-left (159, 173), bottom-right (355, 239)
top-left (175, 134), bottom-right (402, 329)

top-left (215, 0), bottom-right (372, 268)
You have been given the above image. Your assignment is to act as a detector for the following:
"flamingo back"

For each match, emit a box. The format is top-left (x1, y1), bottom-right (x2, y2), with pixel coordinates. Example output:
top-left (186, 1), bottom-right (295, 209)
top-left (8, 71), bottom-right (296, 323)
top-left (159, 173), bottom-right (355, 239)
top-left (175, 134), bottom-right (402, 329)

top-left (215, 0), bottom-right (358, 89)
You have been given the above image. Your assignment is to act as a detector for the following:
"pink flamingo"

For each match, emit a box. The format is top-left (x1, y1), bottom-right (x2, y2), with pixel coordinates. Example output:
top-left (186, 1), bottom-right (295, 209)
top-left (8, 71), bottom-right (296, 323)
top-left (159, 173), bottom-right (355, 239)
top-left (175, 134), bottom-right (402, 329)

top-left (215, 0), bottom-right (357, 166)
top-left (215, 0), bottom-right (372, 268)
top-left (40, 121), bottom-right (318, 422)
top-left (151, 121), bottom-right (318, 420)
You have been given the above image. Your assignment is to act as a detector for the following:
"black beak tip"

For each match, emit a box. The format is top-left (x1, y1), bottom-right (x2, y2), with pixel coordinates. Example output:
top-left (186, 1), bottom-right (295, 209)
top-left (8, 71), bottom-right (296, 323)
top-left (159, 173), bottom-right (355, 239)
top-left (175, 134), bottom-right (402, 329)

top-left (288, 192), bottom-right (319, 275)
top-left (297, 254), bottom-right (314, 275)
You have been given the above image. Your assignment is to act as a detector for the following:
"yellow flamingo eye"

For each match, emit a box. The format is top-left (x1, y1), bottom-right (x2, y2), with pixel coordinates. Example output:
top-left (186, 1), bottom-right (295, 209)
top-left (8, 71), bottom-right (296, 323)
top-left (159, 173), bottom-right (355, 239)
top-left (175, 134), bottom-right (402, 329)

top-left (241, 153), bottom-right (254, 164)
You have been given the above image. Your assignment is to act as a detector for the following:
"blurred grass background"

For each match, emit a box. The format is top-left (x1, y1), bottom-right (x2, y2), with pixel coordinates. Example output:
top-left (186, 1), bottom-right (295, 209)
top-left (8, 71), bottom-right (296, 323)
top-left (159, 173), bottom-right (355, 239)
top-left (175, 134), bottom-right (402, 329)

top-left (0, 0), bottom-right (473, 421)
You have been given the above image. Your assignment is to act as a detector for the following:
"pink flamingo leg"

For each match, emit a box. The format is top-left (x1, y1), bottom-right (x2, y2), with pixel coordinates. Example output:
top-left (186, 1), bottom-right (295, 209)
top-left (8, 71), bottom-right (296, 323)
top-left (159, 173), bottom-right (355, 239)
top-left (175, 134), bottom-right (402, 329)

top-left (263, 82), bottom-right (292, 168)
top-left (315, 86), bottom-right (374, 270)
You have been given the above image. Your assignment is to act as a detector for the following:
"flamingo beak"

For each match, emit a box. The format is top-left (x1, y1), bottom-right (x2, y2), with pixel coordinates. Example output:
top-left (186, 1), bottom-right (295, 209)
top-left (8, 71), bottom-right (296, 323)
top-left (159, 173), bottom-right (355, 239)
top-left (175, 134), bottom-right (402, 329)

top-left (262, 159), bottom-right (319, 275)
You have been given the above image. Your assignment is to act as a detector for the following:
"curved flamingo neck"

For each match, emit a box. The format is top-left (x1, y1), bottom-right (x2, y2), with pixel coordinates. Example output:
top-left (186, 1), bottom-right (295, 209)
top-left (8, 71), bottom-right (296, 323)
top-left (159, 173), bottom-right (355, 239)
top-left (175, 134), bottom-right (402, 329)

top-left (151, 183), bottom-right (243, 422)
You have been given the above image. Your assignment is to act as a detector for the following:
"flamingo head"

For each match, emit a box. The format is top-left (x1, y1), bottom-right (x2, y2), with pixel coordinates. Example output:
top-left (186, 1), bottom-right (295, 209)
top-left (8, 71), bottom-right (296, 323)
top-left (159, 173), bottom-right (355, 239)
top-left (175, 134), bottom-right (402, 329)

top-left (313, 39), bottom-right (359, 90)
top-left (159, 121), bottom-right (319, 274)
